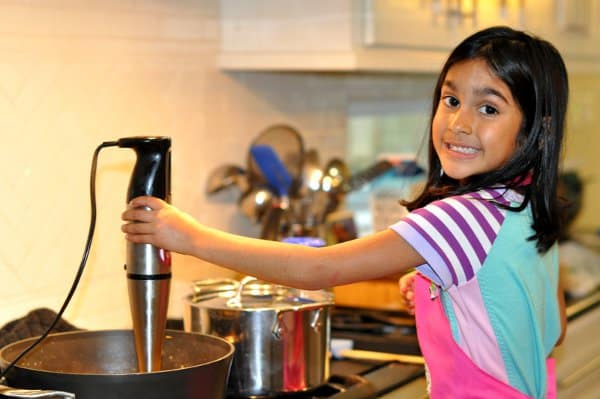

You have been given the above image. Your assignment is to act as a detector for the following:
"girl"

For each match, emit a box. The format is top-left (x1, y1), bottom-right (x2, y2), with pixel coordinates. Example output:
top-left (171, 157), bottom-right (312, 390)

top-left (122, 26), bottom-right (568, 398)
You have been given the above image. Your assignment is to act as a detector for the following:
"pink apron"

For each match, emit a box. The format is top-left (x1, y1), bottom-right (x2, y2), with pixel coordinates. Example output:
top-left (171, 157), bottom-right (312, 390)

top-left (414, 274), bottom-right (556, 399)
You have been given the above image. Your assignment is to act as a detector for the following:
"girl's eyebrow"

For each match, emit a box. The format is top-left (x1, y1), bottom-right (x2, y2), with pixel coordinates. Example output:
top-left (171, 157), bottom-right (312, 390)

top-left (442, 79), bottom-right (510, 105)
top-left (475, 87), bottom-right (510, 104)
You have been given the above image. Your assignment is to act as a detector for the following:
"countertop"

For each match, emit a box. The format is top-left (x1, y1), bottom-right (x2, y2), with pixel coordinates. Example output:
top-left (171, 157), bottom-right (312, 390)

top-left (565, 289), bottom-right (600, 320)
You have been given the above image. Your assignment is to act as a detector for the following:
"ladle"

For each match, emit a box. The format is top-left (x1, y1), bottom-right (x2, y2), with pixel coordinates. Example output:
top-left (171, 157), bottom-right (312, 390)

top-left (311, 158), bottom-right (351, 224)
top-left (205, 164), bottom-right (248, 194)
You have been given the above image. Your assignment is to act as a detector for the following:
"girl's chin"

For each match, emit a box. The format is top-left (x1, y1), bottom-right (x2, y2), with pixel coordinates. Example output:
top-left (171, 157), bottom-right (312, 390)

top-left (442, 169), bottom-right (476, 182)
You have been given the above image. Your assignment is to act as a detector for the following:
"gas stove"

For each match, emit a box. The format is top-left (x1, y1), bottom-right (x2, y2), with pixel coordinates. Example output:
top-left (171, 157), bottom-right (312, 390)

top-left (228, 360), bottom-right (425, 399)
top-left (223, 306), bottom-right (425, 399)
top-left (329, 307), bottom-right (420, 356)
top-left (170, 306), bottom-right (426, 399)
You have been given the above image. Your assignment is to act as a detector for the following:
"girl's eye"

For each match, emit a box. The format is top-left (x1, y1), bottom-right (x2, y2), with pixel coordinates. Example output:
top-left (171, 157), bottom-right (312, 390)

top-left (479, 104), bottom-right (499, 115)
top-left (442, 96), bottom-right (459, 108)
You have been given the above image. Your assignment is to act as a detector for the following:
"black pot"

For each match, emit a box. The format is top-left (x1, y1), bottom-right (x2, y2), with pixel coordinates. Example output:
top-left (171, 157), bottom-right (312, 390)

top-left (0, 330), bottom-right (234, 399)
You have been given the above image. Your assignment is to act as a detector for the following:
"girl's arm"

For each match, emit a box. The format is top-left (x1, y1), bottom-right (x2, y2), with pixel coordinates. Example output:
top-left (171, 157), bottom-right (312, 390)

top-left (121, 196), bottom-right (424, 290)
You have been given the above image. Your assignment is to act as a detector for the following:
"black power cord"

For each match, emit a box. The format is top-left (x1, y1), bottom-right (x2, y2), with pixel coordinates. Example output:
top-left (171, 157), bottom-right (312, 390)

top-left (0, 140), bottom-right (120, 383)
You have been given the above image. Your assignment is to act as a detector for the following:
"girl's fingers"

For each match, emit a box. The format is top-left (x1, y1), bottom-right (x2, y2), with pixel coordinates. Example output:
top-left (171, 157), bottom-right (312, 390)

top-left (121, 222), bottom-right (153, 234)
top-left (398, 272), bottom-right (416, 315)
top-left (129, 196), bottom-right (166, 210)
top-left (122, 206), bottom-right (159, 222)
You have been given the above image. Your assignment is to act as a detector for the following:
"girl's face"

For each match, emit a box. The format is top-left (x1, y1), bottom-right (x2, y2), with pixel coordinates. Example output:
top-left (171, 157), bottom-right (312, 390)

top-left (432, 58), bottom-right (523, 182)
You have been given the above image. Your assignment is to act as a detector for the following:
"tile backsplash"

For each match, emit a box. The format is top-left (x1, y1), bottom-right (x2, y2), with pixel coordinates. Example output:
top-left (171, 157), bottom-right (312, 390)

top-left (1, 0), bottom-right (598, 331)
top-left (0, 0), bottom-right (436, 329)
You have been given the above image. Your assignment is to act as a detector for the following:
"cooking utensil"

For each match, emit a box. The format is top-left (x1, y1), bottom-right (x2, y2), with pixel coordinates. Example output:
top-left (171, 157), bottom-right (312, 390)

top-left (250, 145), bottom-right (295, 240)
top-left (0, 330), bottom-right (234, 399)
top-left (237, 186), bottom-right (274, 222)
top-left (260, 206), bottom-right (285, 240)
top-left (321, 158), bottom-right (351, 194)
top-left (118, 137), bottom-right (172, 372)
top-left (183, 277), bottom-right (334, 397)
top-left (316, 159), bottom-right (395, 225)
top-left (247, 124), bottom-right (304, 198)
top-left (345, 159), bottom-right (394, 193)
top-left (338, 349), bottom-right (425, 365)
top-left (309, 157), bottom-right (351, 225)
top-left (298, 148), bottom-right (322, 231)
top-left (250, 145), bottom-right (293, 200)
top-left (205, 164), bottom-right (248, 194)
top-left (299, 148), bottom-right (322, 197)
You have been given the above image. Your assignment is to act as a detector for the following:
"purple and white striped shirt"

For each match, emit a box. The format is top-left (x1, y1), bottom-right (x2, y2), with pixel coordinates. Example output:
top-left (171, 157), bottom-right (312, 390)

top-left (392, 188), bottom-right (519, 289)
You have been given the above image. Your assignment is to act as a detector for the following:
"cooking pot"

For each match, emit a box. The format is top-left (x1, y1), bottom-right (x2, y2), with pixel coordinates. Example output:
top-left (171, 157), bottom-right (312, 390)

top-left (0, 330), bottom-right (234, 399)
top-left (183, 277), bottom-right (334, 398)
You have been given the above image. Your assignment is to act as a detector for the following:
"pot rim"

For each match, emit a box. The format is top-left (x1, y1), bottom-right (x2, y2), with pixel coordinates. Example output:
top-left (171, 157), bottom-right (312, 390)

top-left (188, 276), bottom-right (334, 310)
top-left (0, 329), bottom-right (235, 377)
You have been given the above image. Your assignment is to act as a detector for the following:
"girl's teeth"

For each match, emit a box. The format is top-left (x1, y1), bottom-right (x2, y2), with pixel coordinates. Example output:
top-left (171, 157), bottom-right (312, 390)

top-left (449, 144), bottom-right (478, 154)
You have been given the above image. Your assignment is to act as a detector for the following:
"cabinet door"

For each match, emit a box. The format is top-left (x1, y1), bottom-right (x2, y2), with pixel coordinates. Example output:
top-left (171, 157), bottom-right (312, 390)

top-left (364, 0), bottom-right (600, 72)
top-left (524, 0), bottom-right (600, 72)
top-left (363, 0), bottom-right (525, 50)
top-left (220, 0), bottom-right (354, 52)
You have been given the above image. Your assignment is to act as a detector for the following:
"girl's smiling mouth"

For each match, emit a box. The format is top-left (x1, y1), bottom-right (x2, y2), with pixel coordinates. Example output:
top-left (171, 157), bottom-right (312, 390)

top-left (446, 142), bottom-right (480, 156)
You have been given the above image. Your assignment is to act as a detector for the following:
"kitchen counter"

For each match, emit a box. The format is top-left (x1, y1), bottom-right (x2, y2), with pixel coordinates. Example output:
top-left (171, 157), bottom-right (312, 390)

top-left (565, 289), bottom-right (600, 320)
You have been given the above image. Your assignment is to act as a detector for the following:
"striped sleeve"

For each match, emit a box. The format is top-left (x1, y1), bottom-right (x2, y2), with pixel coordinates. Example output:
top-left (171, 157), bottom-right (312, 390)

top-left (391, 189), bottom-right (510, 289)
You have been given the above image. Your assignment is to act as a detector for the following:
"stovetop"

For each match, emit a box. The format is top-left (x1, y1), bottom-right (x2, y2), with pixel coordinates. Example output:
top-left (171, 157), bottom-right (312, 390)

top-left (228, 360), bottom-right (424, 399)
top-left (330, 307), bottom-right (420, 356)
top-left (172, 306), bottom-right (425, 399)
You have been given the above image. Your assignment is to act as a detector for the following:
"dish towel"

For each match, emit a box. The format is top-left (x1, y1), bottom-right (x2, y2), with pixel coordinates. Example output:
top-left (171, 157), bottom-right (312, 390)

top-left (0, 308), bottom-right (79, 349)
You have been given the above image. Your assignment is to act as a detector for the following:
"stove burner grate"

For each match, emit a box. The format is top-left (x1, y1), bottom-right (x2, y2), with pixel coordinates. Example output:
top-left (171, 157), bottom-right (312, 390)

top-left (228, 361), bottom-right (424, 399)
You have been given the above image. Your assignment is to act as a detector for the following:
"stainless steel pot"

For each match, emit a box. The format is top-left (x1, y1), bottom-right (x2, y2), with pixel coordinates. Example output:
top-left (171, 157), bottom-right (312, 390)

top-left (0, 330), bottom-right (234, 399)
top-left (183, 277), bottom-right (334, 398)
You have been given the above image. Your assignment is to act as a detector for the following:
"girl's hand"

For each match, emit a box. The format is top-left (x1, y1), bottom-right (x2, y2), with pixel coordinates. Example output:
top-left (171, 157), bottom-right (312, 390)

top-left (121, 196), bottom-right (200, 256)
top-left (399, 271), bottom-right (417, 315)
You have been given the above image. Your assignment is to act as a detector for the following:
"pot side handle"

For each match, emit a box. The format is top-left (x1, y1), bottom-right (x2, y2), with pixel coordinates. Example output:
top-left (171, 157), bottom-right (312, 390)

top-left (0, 385), bottom-right (75, 399)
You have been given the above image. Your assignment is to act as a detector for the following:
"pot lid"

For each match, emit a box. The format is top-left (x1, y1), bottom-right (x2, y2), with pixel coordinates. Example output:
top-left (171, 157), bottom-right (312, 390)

top-left (188, 277), bottom-right (334, 311)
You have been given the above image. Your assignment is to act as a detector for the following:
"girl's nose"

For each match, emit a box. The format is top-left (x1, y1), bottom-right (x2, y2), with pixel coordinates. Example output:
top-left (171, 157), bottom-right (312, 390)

top-left (449, 109), bottom-right (472, 135)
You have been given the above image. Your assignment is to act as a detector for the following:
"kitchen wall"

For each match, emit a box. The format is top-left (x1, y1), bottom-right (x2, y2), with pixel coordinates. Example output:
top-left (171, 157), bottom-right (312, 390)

top-left (0, 0), bottom-right (436, 329)
top-left (0, 0), bottom-right (597, 330)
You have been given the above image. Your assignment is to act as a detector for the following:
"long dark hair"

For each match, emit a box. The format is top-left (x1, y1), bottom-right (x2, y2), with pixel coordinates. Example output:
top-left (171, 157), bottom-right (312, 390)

top-left (403, 26), bottom-right (569, 253)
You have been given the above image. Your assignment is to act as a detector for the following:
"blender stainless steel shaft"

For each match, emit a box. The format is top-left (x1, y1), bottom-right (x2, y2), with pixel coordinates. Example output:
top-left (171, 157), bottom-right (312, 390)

top-left (119, 136), bottom-right (171, 373)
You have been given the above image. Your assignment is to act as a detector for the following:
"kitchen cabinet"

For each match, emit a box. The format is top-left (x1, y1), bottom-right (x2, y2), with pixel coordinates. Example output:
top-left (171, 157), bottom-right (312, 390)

top-left (218, 0), bottom-right (600, 73)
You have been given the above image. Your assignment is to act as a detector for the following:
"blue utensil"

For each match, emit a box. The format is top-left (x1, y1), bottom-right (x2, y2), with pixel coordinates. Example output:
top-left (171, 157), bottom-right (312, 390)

top-left (250, 145), bottom-right (293, 198)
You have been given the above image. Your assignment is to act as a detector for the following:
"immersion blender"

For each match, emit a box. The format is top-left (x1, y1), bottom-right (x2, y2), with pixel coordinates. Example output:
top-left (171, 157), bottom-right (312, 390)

top-left (119, 136), bottom-right (172, 372)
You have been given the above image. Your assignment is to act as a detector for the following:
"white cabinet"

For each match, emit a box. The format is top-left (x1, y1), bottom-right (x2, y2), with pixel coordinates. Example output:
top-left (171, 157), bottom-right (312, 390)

top-left (218, 0), bottom-right (600, 73)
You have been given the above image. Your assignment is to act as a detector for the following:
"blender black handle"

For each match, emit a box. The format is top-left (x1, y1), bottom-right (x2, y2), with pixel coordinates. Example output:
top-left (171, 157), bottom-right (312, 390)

top-left (118, 136), bottom-right (171, 202)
